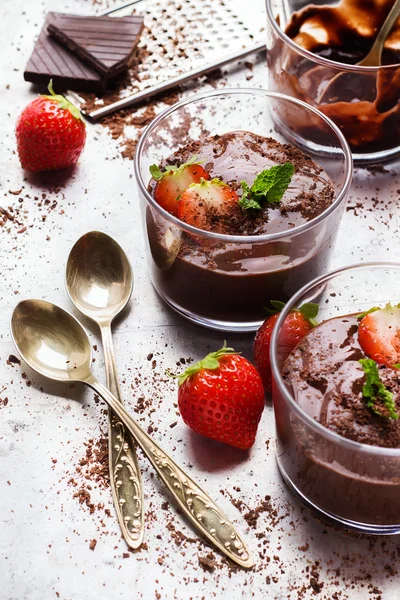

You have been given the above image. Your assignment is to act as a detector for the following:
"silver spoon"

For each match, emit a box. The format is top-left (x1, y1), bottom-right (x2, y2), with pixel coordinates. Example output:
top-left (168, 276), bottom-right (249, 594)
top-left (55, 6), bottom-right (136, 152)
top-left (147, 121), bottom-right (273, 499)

top-left (317, 0), bottom-right (400, 103)
top-left (65, 231), bottom-right (144, 550)
top-left (11, 299), bottom-right (253, 569)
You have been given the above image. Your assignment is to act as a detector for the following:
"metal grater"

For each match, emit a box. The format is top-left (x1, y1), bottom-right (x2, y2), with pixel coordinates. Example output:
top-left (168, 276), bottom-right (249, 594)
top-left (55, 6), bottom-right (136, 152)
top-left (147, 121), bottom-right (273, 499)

top-left (66, 0), bottom-right (266, 120)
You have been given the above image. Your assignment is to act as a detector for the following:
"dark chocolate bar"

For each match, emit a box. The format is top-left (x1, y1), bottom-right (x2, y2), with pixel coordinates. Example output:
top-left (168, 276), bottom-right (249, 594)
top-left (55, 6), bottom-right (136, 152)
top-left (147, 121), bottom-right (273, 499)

top-left (24, 13), bottom-right (105, 94)
top-left (47, 14), bottom-right (144, 79)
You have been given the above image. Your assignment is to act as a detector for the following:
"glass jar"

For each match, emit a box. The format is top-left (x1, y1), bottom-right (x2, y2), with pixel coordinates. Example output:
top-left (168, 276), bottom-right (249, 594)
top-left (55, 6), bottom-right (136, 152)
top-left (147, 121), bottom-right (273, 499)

top-left (271, 262), bottom-right (400, 533)
top-left (266, 0), bottom-right (400, 163)
top-left (134, 89), bottom-right (352, 332)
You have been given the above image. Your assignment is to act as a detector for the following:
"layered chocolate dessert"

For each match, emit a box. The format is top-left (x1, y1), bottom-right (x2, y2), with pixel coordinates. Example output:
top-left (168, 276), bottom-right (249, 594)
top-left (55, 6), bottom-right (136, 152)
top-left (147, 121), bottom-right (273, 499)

top-left (267, 0), bottom-right (400, 155)
top-left (277, 305), bottom-right (400, 525)
top-left (145, 131), bottom-right (337, 325)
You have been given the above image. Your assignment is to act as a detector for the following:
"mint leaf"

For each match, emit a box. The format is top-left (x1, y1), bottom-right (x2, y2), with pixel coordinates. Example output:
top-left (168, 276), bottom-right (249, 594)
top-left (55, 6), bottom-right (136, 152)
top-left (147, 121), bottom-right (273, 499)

top-left (359, 358), bottom-right (399, 420)
top-left (238, 163), bottom-right (294, 211)
top-left (238, 181), bottom-right (262, 210)
top-left (298, 302), bottom-right (319, 326)
top-left (252, 163), bottom-right (294, 204)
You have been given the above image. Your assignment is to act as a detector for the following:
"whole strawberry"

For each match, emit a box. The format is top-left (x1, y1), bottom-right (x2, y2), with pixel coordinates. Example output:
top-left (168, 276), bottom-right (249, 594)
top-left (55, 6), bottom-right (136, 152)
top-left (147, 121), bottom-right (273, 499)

top-left (254, 301), bottom-right (319, 393)
top-left (15, 81), bottom-right (86, 172)
top-left (177, 343), bottom-right (264, 450)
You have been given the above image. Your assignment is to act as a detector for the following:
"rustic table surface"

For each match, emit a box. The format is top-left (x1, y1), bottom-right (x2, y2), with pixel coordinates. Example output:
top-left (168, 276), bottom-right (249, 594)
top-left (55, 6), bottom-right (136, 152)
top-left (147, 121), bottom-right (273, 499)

top-left (1, 1), bottom-right (400, 599)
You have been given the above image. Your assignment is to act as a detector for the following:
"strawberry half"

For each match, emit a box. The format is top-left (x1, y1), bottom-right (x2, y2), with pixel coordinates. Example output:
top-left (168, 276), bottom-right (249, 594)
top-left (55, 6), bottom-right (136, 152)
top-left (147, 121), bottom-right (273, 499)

top-left (177, 178), bottom-right (239, 232)
top-left (254, 300), bottom-right (318, 393)
top-left (177, 343), bottom-right (264, 450)
top-left (15, 80), bottom-right (86, 173)
top-left (150, 156), bottom-right (210, 216)
top-left (358, 303), bottom-right (400, 368)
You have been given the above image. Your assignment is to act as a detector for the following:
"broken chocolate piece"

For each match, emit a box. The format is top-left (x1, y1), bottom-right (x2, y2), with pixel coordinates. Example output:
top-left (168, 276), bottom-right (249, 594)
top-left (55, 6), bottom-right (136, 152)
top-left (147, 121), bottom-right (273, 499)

top-left (48, 14), bottom-right (144, 79)
top-left (24, 13), bottom-right (105, 94)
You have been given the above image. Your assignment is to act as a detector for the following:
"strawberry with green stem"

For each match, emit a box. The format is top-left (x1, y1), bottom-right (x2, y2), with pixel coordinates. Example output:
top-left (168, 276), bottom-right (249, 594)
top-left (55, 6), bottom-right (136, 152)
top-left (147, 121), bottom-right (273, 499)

top-left (150, 156), bottom-right (210, 217)
top-left (358, 303), bottom-right (400, 369)
top-left (254, 300), bottom-right (319, 393)
top-left (177, 178), bottom-right (239, 232)
top-left (177, 343), bottom-right (264, 450)
top-left (15, 80), bottom-right (86, 173)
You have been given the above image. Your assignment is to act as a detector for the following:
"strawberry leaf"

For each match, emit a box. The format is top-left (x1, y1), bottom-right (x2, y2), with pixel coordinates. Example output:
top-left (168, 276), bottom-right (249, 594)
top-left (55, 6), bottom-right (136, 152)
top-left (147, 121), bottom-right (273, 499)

top-left (298, 302), bottom-right (319, 326)
top-left (359, 358), bottom-right (399, 420)
top-left (43, 79), bottom-right (84, 123)
top-left (177, 341), bottom-right (239, 386)
top-left (358, 302), bottom-right (400, 320)
top-left (149, 164), bottom-right (164, 180)
top-left (149, 155), bottom-right (203, 181)
top-left (264, 300), bottom-right (286, 315)
top-left (270, 300), bottom-right (286, 311)
top-left (357, 306), bottom-right (380, 320)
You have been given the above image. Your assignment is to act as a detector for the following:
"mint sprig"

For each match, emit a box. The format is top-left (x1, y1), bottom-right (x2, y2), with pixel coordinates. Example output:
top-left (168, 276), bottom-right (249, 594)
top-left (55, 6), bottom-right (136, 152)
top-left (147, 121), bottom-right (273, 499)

top-left (238, 162), bottom-right (294, 211)
top-left (149, 155), bottom-right (202, 181)
top-left (359, 358), bottom-right (399, 420)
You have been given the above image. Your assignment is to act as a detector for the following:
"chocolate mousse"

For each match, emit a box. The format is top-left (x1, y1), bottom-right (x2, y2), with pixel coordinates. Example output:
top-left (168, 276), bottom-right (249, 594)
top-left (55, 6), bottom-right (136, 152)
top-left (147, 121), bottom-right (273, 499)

top-left (278, 310), bottom-right (400, 526)
top-left (268, 0), bottom-right (400, 155)
top-left (145, 131), bottom-right (336, 326)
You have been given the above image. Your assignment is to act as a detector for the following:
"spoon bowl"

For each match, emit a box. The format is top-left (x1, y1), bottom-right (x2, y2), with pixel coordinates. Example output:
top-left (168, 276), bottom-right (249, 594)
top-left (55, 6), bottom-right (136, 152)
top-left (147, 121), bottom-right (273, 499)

top-left (66, 231), bottom-right (133, 323)
top-left (11, 299), bottom-right (92, 382)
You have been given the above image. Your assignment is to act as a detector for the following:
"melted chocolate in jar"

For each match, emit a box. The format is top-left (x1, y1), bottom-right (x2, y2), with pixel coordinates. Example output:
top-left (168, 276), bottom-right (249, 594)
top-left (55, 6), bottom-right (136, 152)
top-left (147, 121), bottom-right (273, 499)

top-left (283, 0), bottom-right (400, 153)
top-left (146, 132), bottom-right (336, 323)
top-left (279, 313), bottom-right (400, 525)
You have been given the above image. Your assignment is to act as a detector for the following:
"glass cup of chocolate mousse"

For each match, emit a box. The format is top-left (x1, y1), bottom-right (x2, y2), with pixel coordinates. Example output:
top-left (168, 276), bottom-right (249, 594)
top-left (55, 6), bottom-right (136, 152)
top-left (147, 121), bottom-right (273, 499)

top-left (266, 0), bottom-right (400, 163)
top-left (134, 89), bottom-right (352, 332)
top-left (271, 262), bottom-right (400, 534)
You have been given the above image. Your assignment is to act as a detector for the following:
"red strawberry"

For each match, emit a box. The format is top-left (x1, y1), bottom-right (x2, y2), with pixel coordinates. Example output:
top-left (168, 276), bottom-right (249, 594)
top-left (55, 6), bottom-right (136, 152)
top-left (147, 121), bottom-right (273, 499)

top-left (177, 343), bottom-right (264, 450)
top-left (177, 178), bottom-right (239, 232)
top-left (254, 301), bottom-right (318, 393)
top-left (358, 303), bottom-right (400, 368)
top-left (15, 81), bottom-right (86, 172)
top-left (150, 156), bottom-right (210, 216)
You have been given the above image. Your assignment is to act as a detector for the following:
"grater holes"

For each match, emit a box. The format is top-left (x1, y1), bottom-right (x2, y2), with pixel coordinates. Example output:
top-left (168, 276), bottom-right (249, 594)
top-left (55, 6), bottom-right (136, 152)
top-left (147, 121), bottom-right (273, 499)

top-left (81, 0), bottom-right (265, 111)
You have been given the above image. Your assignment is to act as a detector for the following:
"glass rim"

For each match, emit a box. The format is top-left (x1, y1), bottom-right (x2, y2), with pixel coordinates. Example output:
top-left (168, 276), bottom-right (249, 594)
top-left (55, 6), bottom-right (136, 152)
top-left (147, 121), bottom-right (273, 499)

top-left (134, 88), bottom-right (353, 244)
top-left (265, 0), bottom-right (400, 71)
top-left (270, 261), bottom-right (400, 457)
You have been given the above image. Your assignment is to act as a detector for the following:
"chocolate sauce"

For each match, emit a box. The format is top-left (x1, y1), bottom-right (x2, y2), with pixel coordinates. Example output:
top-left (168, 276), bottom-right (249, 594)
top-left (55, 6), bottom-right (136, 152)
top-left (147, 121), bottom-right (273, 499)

top-left (283, 315), bottom-right (400, 447)
top-left (276, 313), bottom-right (400, 526)
top-left (145, 132), bottom-right (337, 325)
top-left (270, 0), bottom-right (400, 154)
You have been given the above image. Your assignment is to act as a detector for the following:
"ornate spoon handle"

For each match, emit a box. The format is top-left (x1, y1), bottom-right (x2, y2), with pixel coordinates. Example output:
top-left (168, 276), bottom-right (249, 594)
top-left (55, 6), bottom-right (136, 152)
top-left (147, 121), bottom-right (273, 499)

top-left (87, 376), bottom-right (254, 569)
top-left (100, 324), bottom-right (144, 549)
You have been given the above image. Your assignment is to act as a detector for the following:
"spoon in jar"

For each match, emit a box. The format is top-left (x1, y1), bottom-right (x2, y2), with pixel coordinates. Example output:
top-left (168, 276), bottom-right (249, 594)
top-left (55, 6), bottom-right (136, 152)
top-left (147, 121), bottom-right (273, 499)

top-left (11, 299), bottom-right (253, 569)
top-left (65, 231), bottom-right (144, 550)
top-left (317, 0), bottom-right (400, 104)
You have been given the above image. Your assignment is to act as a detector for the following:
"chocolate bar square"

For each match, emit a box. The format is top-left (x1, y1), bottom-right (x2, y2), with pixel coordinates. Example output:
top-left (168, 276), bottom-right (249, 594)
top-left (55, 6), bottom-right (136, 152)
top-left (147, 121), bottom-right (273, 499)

top-left (47, 14), bottom-right (144, 79)
top-left (24, 12), bottom-right (106, 94)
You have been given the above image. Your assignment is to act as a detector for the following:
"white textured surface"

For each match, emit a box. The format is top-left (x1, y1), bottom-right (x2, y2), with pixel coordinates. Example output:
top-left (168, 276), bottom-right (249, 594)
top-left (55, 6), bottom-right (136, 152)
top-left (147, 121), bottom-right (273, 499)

top-left (1, 1), bottom-right (400, 599)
